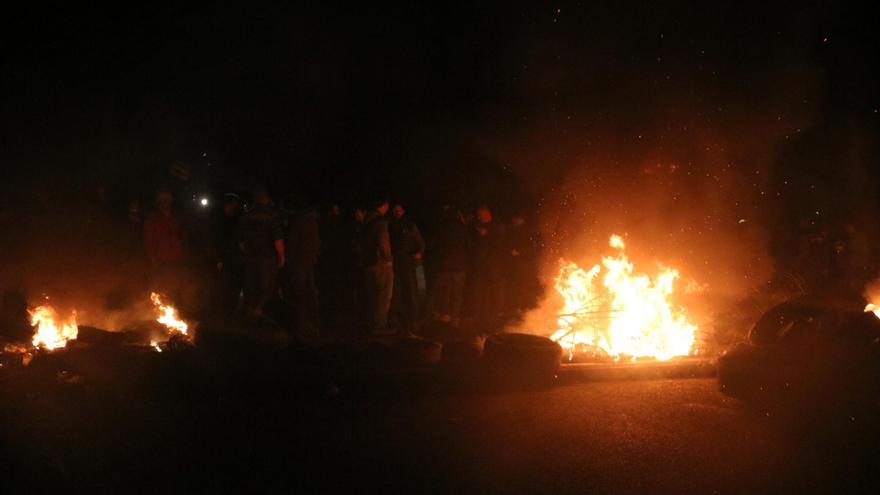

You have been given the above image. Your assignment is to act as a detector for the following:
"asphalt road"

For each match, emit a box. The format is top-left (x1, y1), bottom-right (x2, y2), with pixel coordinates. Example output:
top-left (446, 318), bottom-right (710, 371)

top-left (4, 373), bottom-right (878, 493)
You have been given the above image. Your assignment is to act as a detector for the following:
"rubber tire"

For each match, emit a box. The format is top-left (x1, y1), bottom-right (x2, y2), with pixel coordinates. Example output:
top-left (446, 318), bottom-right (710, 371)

top-left (483, 333), bottom-right (563, 385)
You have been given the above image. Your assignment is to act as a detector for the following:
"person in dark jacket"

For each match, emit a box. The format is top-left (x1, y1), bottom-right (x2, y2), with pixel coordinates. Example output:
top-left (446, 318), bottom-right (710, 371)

top-left (316, 204), bottom-right (350, 334)
top-left (214, 194), bottom-right (244, 314)
top-left (359, 199), bottom-right (393, 334)
top-left (389, 203), bottom-right (425, 334)
top-left (238, 188), bottom-right (285, 317)
top-left (467, 205), bottom-right (506, 326)
top-left (426, 206), bottom-right (469, 328)
top-left (349, 207), bottom-right (368, 334)
top-left (505, 212), bottom-right (540, 313)
top-left (284, 197), bottom-right (321, 339)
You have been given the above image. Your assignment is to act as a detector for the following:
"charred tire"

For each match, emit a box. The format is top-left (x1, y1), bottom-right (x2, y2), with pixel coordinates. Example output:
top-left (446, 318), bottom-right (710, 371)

top-left (393, 336), bottom-right (443, 366)
top-left (483, 333), bottom-right (563, 385)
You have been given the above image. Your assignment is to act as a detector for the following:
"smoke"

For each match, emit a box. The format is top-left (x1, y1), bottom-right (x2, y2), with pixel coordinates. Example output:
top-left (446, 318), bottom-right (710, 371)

top-left (475, 3), bottom-right (826, 340)
top-left (0, 185), bottom-right (161, 337)
top-left (863, 278), bottom-right (880, 310)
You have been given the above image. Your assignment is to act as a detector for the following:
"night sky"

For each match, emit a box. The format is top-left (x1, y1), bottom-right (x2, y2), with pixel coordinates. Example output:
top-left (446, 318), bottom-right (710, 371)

top-left (2, 2), bottom-right (878, 288)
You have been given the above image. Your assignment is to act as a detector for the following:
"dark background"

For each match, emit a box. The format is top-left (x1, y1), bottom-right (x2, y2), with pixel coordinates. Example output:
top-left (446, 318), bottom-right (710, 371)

top-left (1, 1), bottom-right (879, 308)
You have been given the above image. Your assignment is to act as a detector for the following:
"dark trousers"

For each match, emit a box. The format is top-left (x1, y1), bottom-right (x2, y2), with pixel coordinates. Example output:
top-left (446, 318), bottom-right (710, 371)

top-left (427, 271), bottom-right (465, 323)
top-left (215, 260), bottom-right (244, 315)
top-left (244, 257), bottom-right (278, 315)
top-left (363, 262), bottom-right (393, 334)
top-left (391, 262), bottom-right (420, 331)
top-left (286, 266), bottom-right (319, 338)
top-left (469, 265), bottom-right (504, 323)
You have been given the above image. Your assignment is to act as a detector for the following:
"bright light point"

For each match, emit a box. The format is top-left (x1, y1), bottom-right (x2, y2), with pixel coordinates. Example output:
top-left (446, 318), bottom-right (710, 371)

top-left (200, 197), bottom-right (209, 206)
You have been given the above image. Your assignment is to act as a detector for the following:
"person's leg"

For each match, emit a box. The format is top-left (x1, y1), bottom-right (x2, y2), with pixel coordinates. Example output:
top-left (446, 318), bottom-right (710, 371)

top-left (402, 265), bottom-right (419, 331)
top-left (450, 271), bottom-right (465, 327)
top-left (389, 270), bottom-right (403, 329)
top-left (375, 263), bottom-right (394, 333)
top-left (425, 272), bottom-right (444, 320)
top-left (242, 258), bottom-right (258, 315)
top-left (288, 267), bottom-right (320, 338)
top-left (363, 267), bottom-right (379, 333)
top-left (434, 273), bottom-right (455, 321)
top-left (255, 257), bottom-right (277, 316)
top-left (305, 268), bottom-right (320, 336)
top-left (287, 269), bottom-right (305, 330)
top-left (217, 262), bottom-right (243, 315)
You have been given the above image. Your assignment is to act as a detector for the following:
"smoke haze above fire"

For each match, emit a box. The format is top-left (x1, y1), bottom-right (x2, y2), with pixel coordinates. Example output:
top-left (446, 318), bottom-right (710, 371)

top-left (1, 2), bottom-right (878, 335)
top-left (471, 2), bottom-right (844, 303)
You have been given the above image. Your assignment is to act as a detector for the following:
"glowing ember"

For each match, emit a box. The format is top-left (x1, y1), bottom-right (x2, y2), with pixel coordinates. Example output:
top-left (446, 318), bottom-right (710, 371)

top-left (150, 293), bottom-right (188, 335)
top-left (550, 235), bottom-right (698, 361)
top-left (864, 303), bottom-right (880, 319)
top-left (150, 340), bottom-right (163, 352)
top-left (3, 343), bottom-right (29, 353)
top-left (30, 305), bottom-right (78, 350)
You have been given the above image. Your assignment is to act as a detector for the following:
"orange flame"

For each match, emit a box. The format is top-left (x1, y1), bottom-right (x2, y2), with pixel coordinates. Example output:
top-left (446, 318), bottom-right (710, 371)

top-left (150, 293), bottom-right (188, 335)
top-left (30, 305), bottom-right (78, 350)
top-left (864, 303), bottom-right (880, 319)
top-left (550, 235), bottom-right (697, 361)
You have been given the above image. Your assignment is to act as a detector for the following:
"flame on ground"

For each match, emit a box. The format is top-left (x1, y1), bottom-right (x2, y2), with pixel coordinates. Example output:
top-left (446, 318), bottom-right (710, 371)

top-left (150, 293), bottom-right (188, 335)
top-left (864, 303), bottom-right (880, 319)
top-left (550, 235), bottom-right (698, 361)
top-left (30, 305), bottom-right (78, 350)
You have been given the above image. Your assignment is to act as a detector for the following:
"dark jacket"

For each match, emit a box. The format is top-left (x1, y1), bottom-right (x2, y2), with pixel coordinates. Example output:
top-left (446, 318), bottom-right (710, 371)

top-left (216, 212), bottom-right (243, 267)
top-left (360, 211), bottom-right (392, 267)
top-left (431, 218), bottom-right (469, 272)
top-left (238, 203), bottom-right (283, 259)
top-left (286, 209), bottom-right (321, 272)
top-left (390, 217), bottom-right (425, 267)
top-left (471, 221), bottom-right (505, 274)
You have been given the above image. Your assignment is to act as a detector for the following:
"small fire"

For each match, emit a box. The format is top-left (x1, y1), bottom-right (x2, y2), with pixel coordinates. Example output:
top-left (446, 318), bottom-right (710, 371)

top-left (864, 303), bottom-right (880, 319)
top-left (150, 293), bottom-right (188, 335)
top-left (550, 235), bottom-right (698, 361)
top-left (30, 305), bottom-right (78, 350)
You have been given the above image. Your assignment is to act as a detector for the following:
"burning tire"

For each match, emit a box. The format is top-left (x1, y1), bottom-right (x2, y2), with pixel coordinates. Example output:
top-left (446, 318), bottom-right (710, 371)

top-left (483, 333), bottom-right (563, 385)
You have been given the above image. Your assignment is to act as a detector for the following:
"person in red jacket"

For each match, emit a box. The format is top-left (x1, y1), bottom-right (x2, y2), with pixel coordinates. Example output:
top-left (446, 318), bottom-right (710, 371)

top-left (143, 189), bottom-right (186, 301)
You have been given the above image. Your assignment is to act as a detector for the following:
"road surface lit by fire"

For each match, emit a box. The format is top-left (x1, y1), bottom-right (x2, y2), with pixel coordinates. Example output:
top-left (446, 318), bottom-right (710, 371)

top-left (3, 377), bottom-right (877, 493)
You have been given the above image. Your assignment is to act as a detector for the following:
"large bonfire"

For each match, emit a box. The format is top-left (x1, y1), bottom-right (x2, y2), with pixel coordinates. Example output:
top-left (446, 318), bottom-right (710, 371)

top-left (550, 235), bottom-right (698, 361)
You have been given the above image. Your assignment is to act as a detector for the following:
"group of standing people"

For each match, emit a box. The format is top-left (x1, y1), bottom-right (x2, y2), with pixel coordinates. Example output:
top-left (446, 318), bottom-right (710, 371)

top-left (141, 188), bottom-right (541, 339)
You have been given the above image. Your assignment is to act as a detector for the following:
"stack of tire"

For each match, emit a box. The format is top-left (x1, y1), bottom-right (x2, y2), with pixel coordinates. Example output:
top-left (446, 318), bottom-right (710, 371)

top-left (482, 333), bottom-right (563, 387)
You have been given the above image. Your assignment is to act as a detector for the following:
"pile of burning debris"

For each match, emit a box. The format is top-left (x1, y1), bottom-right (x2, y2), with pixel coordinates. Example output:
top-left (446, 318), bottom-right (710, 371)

top-left (1, 292), bottom-right (193, 372)
top-left (549, 234), bottom-right (703, 365)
